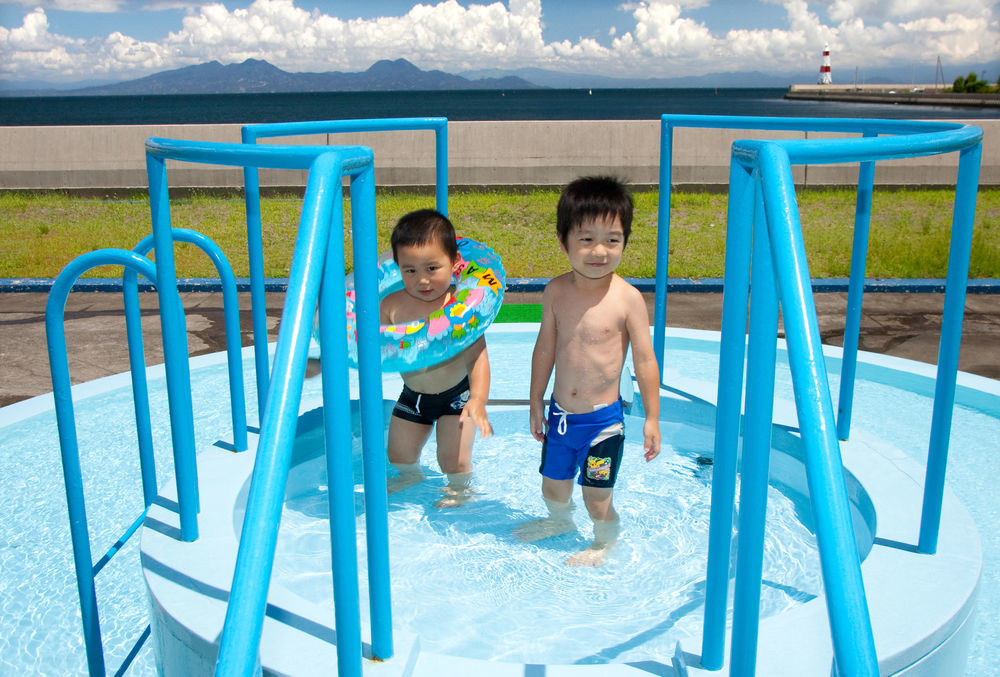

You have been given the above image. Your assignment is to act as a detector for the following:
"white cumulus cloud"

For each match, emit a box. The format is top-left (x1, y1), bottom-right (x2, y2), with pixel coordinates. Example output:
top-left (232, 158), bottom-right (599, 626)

top-left (0, 0), bottom-right (997, 84)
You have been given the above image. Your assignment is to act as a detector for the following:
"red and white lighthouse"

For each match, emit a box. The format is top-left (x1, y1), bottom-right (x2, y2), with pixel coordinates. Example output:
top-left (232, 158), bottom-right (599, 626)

top-left (818, 43), bottom-right (832, 84)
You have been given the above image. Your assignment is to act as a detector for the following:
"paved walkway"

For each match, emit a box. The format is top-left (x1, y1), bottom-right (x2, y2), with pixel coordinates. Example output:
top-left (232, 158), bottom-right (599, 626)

top-left (1, 290), bottom-right (998, 408)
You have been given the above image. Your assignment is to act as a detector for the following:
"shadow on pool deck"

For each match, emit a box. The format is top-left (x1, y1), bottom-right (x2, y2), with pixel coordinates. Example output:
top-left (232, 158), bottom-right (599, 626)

top-left (1, 290), bottom-right (999, 408)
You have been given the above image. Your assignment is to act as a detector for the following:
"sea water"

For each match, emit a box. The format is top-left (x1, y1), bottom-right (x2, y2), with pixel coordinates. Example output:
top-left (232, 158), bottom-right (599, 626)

top-left (3, 88), bottom-right (998, 126)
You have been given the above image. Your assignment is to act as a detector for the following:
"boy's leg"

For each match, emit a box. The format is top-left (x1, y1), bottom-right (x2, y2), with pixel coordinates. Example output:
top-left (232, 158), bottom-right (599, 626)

top-left (513, 476), bottom-right (577, 542)
top-left (432, 414), bottom-right (477, 507)
top-left (567, 427), bottom-right (624, 566)
top-left (386, 416), bottom-right (432, 493)
top-left (566, 485), bottom-right (620, 567)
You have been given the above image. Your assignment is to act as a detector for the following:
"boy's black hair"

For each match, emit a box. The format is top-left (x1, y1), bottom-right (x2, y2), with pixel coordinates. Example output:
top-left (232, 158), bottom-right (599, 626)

top-left (556, 176), bottom-right (633, 247)
top-left (390, 208), bottom-right (458, 262)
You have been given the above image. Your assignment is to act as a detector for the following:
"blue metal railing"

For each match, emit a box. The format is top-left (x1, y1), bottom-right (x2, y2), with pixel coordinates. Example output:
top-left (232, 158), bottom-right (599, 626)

top-left (126, 227), bottom-right (248, 454)
top-left (236, 117), bottom-right (450, 667)
top-left (49, 224), bottom-right (246, 674)
top-left (240, 117), bottom-right (448, 417)
top-left (671, 116), bottom-right (983, 674)
top-left (46, 249), bottom-right (169, 676)
top-left (656, 115), bottom-right (968, 441)
top-left (139, 136), bottom-right (389, 676)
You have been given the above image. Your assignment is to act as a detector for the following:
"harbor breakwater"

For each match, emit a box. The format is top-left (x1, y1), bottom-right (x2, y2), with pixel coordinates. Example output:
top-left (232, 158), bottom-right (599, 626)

top-left (786, 84), bottom-right (1000, 108)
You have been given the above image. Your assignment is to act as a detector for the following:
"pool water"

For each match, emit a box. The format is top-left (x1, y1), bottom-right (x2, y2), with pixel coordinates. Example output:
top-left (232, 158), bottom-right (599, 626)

top-left (1, 326), bottom-right (998, 674)
top-left (272, 408), bottom-right (822, 665)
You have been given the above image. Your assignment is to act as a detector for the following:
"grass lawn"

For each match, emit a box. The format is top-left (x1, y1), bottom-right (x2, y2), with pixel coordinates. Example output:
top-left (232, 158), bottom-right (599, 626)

top-left (1, 188), bottom-right (998, 279)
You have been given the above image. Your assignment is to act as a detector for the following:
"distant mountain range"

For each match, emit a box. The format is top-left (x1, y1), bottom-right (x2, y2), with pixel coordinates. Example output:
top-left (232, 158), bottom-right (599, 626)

top-left (2, 56), bottom-right (997, 97)
top-left (0, 58), bottom-right (541, 97)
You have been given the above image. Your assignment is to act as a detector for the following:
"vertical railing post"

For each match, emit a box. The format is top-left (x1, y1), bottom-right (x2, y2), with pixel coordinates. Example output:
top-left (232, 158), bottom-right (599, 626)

top-left (46, 273), bottom-right (106, 677)
top-left (318, 187), bottom-right (364, 677)
top-left (351, 163), bottom-right (394, 658)
top-left (836, 130), bottom-right (877, 441)
top-left (146, 152), bottom-right (199, 541)
top-left (435, 120), bottom-right (449, 217)
top-left (121, 269), bottom-right (158, 505)
top-left (729, 181), bottom-right (779, 675)
top-left (701, 160), bottom-right (754, 670)
top-left (919, 141), bottom-right (982, 553)
top-left (241, 145), bottom-right (272, 420)
top-left (653, 117), bottom-right (673, 382)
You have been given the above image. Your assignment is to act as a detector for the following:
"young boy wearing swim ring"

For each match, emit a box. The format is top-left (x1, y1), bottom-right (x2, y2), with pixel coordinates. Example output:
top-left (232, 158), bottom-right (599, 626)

top-left (381, 209), bottom-right (493, 508)
top-left (516, 176), bottom-right (661, 566)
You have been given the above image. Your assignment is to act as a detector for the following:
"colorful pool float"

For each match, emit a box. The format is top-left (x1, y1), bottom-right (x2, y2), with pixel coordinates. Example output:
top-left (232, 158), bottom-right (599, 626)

top-left (341, 237), bottom-right (505, 372)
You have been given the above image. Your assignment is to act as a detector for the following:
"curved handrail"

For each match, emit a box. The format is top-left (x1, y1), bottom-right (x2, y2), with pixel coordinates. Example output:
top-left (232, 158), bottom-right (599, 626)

top-left (145, 136), bottom-right (374, 171)
top-left (127, 227), bottom-right (248, 453)
top-left (46, 248), bottom-right (163, 677)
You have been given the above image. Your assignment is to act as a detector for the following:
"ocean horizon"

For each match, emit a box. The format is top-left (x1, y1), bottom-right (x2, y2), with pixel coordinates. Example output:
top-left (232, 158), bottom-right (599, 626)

top-left (2, 87), bottom-right (998, 126)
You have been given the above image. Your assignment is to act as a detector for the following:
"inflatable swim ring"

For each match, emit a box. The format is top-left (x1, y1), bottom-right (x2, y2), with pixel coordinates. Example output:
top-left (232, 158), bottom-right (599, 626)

top-left (340, 237), bottom-right (505, 373)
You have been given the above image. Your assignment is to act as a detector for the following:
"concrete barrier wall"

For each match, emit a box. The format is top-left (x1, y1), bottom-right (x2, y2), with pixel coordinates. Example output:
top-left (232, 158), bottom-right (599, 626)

top-left (0, 120), bottom-right (996, 190)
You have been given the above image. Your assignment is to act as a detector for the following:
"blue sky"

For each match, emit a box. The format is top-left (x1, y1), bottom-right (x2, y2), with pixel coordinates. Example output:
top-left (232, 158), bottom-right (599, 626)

top-left (1, 1), bottom-right (997, 84)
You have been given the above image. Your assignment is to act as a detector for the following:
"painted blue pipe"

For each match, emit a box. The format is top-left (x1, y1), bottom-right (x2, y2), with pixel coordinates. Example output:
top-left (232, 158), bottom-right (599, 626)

top-left (701, 160), bottom-right (754, 669)
top-left (212, 145), bottom-right (375, 677)
top-left (729, 182), bottom-right (780, 676)
top-left (319, 188), bottom-right (364, 677)
top-left (749, 140), bottom-right (879, 676)
top-left (239, 117), bottom-right (449, 418)
top-left (46, 248), bottom-right (159, 677)
top-left (653, 121), bottom-right (673, 383)
top-left (919, 141), bottom-right (982, 553)
top-left (128, 228), bottom-right (248, 452)
top-left (239, 160), bottom-right (271, 419)
top-left (120, 267), bottom-right (158, 507)
top-left (215, 152), bottom-right (342, 677)
top-left (837, 147), bottom-right (876, 441)
top-left (349, 165), bottom-right (394, 658)
top-left (145, 154), bottom-right (200, 540)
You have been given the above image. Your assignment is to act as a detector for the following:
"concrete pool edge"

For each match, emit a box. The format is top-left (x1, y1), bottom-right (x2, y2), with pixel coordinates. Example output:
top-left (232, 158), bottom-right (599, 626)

top-left (138, 326), bottom-right (984, 676)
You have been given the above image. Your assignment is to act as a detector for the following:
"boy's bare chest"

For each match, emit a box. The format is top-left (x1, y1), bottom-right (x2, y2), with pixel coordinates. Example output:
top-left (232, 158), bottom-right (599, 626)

top-left (556, 302), bottom-right (626, 346)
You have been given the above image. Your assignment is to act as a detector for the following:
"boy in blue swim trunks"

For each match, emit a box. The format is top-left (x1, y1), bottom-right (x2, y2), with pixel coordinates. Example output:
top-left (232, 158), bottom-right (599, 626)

top-left (516, 176), bottom-right (661, 566)
top-left (381, 209), bottom-right (493, 507)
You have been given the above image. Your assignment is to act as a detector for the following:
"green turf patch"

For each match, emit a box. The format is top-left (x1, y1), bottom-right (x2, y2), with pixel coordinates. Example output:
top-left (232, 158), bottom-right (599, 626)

top-left (495, 303), bottom-right (541, 323)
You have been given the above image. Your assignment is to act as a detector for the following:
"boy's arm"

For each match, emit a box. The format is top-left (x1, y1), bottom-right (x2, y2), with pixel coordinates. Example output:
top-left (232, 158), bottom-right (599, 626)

top-left (625, 286), bottom-right (661, 461)
top-left (529, 286), bottom-right (557, 442)
top-left (460, 336), bottom-right (492, 438)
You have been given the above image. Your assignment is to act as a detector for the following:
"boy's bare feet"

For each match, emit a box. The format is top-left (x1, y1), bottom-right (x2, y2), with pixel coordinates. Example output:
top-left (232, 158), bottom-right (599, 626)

top-left (565, 518), bottom-right (620, 567)
top-left (387, 462), bottom-right (424, 494)
top-left (514, 516), bottom-right (577, 542)
top-left (513, 498), bottom-right (576, 542)
top-left (565, 542), bottom-right (614, 567)
top-left (434, 472), bottom-right (475, 508)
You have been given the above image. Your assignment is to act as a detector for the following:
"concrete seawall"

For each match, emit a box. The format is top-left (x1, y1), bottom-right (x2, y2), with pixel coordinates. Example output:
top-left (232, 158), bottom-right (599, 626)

top-left (1, 119), bottom-right (997, 191)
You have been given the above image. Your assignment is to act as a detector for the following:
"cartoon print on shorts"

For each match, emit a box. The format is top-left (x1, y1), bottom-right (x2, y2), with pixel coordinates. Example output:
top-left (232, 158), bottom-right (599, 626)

top-left (450, 389), bottom-right (471, 412)
top-left (586, 455), bottom-right (612, 482)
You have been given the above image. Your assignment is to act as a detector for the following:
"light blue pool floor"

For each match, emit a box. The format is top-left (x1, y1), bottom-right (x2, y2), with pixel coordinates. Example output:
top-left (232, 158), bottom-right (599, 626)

top-left (1, 327), bottom-right (998, 675)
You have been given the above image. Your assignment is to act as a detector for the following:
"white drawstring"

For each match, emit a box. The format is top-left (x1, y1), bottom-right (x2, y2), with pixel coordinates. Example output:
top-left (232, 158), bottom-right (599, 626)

top-left (553, 402), bottom-right (568, 435)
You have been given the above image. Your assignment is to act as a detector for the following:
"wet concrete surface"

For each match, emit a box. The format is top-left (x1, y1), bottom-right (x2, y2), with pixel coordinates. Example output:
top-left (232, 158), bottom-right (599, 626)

top-left (1, 290), bottom-right (998, 408)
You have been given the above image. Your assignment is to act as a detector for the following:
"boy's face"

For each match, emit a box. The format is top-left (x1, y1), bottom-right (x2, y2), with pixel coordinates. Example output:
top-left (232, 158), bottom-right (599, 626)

top-left (395, 242), bottom-right (459, 305)
top-left (560, 215), bottom-right (626, 281)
